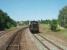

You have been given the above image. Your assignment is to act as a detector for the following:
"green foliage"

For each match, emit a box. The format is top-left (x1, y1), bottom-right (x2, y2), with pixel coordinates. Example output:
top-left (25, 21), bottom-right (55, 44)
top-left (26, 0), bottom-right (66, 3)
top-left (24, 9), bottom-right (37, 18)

top-left (58, 6), bottom-right (67, 28)
top-left (50, 20), bottom-right (57, 31)
top-left (0, 9), bottom-right (16, 30)
top-left (40, 19), bottom-right (51, 24)
top-left (17, 21), bottom-right (29, 26)
top-left (23, 21), bottom-right (29, 25)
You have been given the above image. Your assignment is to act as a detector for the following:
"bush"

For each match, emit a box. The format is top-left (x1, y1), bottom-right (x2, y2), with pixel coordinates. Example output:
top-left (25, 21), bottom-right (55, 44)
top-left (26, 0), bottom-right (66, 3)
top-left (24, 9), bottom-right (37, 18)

top-left (50, 20), bottom-right (57, 31)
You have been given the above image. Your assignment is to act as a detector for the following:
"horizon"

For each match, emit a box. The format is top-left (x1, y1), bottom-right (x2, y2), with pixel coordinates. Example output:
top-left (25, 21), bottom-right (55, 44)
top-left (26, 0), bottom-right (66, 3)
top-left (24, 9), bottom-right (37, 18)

top-left (0, 0), bottom-right (67, 21)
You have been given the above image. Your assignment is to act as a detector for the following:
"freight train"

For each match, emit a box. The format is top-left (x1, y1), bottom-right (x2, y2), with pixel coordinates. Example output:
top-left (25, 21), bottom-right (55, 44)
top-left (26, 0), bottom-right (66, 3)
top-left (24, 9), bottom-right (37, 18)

top-left (29, 21), bottom-right (39, 33)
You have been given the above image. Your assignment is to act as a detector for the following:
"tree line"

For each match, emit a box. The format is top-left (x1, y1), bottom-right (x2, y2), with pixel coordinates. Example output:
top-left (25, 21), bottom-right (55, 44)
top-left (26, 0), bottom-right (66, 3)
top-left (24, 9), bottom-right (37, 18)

top-left (1, 6), bottom-right (67, 31)
top-left (0, 10), bottom-right (16, 30)
top-left (17, 6), bottom-right (67, 32)
top-left (40, 6), bottom-right (67, 31)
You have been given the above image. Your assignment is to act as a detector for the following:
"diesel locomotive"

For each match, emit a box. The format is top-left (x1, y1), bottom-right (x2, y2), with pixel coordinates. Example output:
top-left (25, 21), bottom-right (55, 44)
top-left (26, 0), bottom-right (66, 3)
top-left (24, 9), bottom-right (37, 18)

top-left (29, 21), bottom-right (39, 33)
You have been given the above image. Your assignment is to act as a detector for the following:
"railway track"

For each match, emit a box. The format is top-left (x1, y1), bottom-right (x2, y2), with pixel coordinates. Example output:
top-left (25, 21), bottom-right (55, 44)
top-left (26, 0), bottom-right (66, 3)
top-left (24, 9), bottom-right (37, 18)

top-left (1, 28), bottom-right (67, 50)
top-left (0, 27), bottom-right (27, 50)
top-left (0, 27), bottom-right (17, 37)
top-left (33, 34), bottom-right (64, 50)
top-left (38, 34), bottom-right (67, 50)
top-left (0, 31), bottom-right (11, 37)
top-left (6, 27), bottom-right (27, 50)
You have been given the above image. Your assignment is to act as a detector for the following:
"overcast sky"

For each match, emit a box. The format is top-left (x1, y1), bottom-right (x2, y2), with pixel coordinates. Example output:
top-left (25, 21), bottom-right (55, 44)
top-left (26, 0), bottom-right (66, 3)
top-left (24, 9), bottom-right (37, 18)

top-left (0, 0), bottom-right (67, 21)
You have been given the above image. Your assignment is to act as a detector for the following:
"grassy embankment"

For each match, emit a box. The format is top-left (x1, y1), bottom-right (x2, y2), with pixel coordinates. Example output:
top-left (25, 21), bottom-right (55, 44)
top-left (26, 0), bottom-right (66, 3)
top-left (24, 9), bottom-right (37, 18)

top-left (40, 24), bottom-right (67, 42)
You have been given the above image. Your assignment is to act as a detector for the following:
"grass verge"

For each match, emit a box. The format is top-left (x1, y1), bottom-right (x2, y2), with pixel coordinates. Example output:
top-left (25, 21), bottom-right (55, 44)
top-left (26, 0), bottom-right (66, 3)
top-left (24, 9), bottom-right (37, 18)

top-left (39, 24), bottom-right (67, 42)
